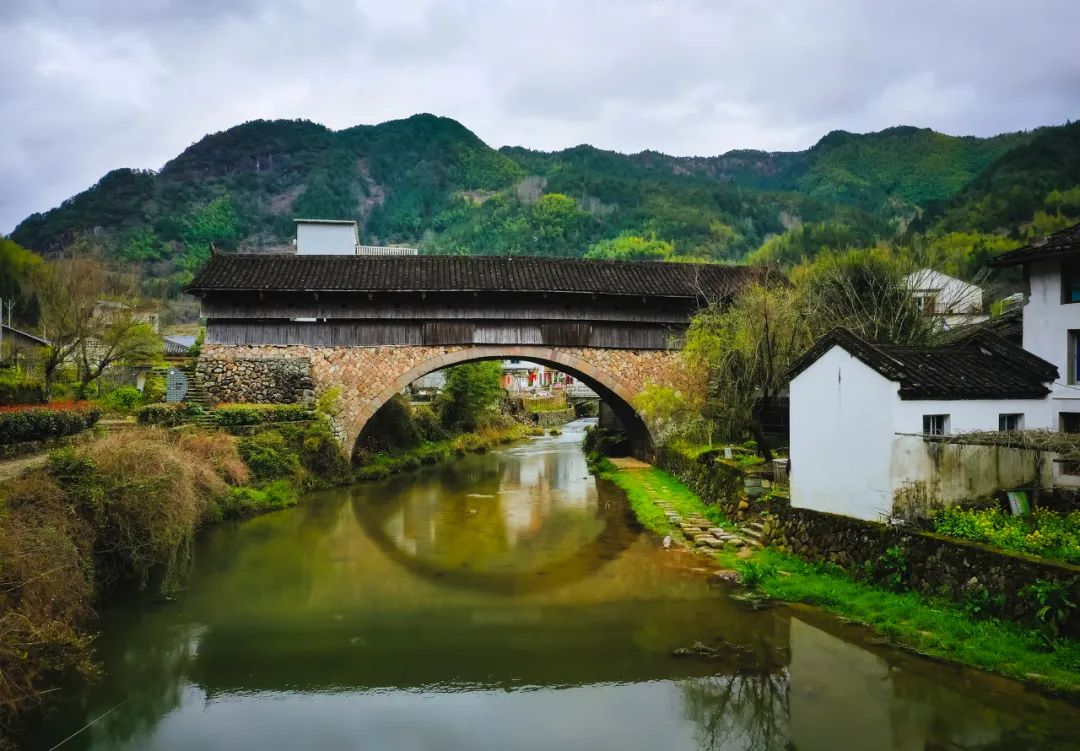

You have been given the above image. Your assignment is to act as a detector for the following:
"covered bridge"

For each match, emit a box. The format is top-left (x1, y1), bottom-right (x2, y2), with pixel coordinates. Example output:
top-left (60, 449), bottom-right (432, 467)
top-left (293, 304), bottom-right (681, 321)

top-left (186, 254), bottom-right (758, 457)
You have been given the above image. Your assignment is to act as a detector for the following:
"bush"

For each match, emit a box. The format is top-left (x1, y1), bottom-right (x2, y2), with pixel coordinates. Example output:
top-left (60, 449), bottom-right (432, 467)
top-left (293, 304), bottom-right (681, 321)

top-left (238, 430), bottom-right (302, 481)
top-left (297, 422), bottom-right (350, 483)
top-left (216, 480), bottom-right (298, 520)
top-left (136, 402), bottom-right (202, 427)
top-left (0, 474), bottom-right (95, 726)
top-left (582, 426), bottom-right (628, 457)
top-left (356, 394), bottom-right (421, 453)
top-left (411, 403), bottom-right (447, 442)
top-left (861, 545), bottom-right (908, 591)
top-left (0, 372), bottom-right (44, 405)
top-left (100, 386), bottom-right (143, 413)
top-left (50, 428), bottom-right (231, 589)
top-left (933, 507), bottom-right (1080, 565)
top-left (213, 403), bottom-right (314, 427)
top-left (0, 404), bottom-right (100, 444)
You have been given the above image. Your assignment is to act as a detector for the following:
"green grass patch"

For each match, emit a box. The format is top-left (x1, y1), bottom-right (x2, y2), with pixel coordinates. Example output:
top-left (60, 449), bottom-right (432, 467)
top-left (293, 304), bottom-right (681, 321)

top-left (216, 479), bottom-right (299, 520)
top-left (594, 460), bottom-right (727, 535)
top-left (603, 461), bottom-right (1080, 697)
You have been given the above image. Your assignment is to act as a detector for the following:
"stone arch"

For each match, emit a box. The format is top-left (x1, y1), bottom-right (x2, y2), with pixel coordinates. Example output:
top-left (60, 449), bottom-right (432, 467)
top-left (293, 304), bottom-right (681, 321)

top-left (344, 345), bottom-right (655, 459)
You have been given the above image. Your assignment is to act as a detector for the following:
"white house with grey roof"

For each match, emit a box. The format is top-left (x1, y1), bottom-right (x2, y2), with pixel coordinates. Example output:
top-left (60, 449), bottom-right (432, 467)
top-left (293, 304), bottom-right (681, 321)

top-left (788, 328), bottom-right (1056, 520)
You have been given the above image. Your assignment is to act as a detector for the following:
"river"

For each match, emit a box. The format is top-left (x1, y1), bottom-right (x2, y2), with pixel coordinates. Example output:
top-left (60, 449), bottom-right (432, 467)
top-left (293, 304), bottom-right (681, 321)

top-left (31, 419), bottom-right (1080, 750)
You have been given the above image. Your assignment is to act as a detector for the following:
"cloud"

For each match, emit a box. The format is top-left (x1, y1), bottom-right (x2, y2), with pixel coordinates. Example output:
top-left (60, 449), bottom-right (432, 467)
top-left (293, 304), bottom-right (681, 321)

top-left (2, 0), bottom-right (1079, 232)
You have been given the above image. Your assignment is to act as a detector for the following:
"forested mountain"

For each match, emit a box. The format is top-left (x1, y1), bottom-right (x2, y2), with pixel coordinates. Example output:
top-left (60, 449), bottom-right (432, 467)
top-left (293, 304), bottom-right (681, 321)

top-left (8, 113), bottom-right (1080, 301)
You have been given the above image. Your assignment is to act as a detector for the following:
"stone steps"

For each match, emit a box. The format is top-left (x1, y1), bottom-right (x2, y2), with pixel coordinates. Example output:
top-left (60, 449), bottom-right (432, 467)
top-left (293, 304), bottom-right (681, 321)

top-left (653, 500), bottom-right (756, 553)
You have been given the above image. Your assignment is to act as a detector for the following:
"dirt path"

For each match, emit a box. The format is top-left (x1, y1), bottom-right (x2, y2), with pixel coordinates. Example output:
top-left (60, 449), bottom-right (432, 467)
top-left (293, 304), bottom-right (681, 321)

top-left (0, 453), bottom-right (49, 483)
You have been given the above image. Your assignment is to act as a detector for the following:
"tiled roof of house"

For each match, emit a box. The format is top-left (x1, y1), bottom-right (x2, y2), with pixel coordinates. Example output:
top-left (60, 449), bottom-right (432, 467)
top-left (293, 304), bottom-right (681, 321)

top-left (788, 327), bottom-right (1057, 400)
top-left (988, 222), bottom-right (1080, 267)
top-left (163, 335), bottom-right (196, 356)
top-left (185, 254), bottom-right (761, 300)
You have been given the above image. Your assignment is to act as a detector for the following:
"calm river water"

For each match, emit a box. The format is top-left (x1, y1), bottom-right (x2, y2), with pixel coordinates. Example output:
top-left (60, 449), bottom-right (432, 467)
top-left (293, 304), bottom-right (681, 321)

top-left (31, 420), bottom-right (1080, 750)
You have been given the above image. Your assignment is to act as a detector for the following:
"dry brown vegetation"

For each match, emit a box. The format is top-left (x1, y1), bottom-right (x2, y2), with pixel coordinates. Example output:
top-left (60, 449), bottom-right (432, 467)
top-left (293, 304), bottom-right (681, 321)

top-left (0, 427), bottom-right (256, 742)
top-left (0, 474), bottom-right (97, 739)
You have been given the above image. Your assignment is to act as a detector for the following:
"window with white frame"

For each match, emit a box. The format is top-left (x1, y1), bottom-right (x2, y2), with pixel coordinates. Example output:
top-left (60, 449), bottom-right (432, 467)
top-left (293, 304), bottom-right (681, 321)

top-left (922, 414), bottom-right (949, 436)
top-left (998, 413), bottom-right (1023, 431)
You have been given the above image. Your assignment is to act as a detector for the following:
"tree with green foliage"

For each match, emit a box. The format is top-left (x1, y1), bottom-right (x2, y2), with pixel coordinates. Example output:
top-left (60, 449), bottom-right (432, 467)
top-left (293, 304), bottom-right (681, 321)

top-left (585, 234), bottom-right (674, 261)
top-left (75, 312), bottom-right (161, 399)
top-left (436, 361), bottom-right (504, 432)
top-left (0, 237), bottom-right (43, 327)
top-left (684, 278), bottom-right (811, 457)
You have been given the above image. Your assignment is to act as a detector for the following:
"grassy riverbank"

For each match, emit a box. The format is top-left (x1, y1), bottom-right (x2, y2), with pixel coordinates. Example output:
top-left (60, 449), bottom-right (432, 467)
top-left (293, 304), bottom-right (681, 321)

top-left (599, 461), bottom-right (1080, 698)
top-left (354, 421), bottom-right (542, 480)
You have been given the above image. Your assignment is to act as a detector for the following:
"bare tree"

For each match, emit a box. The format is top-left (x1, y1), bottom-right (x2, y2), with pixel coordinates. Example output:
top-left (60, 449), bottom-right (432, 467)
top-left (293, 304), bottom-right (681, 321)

top-left (76, 306), bottom-right (161, 399)
top-left (29, 257), bottom-right (105, 399)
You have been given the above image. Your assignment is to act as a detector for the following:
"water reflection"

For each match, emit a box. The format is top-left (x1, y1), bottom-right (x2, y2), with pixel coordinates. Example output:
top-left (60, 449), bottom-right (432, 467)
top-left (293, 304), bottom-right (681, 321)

top-left (28, 421), bottom-right (1080, 750)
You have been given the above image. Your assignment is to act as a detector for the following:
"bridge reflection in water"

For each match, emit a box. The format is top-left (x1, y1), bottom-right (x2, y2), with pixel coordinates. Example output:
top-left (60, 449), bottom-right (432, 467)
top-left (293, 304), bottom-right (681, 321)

top-left (29, 422), bottom-right (1080, 751)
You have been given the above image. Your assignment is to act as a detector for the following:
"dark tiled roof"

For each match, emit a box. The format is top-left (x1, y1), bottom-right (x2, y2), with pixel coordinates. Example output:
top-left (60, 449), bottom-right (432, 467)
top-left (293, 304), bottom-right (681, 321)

top-left (988, 222), bottom-right (1080, 267)
top-left (185, 254), bottom-right (760, 299)
top-left (163, 335), bottom-right (196, 356)
top-left (788, 328), bottom-right (1056, 400)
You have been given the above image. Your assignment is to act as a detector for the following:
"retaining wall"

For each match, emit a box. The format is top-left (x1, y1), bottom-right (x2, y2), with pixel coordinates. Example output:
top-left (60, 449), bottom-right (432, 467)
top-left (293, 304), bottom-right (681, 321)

top-left (657, 449), bottom-right (1080, 635)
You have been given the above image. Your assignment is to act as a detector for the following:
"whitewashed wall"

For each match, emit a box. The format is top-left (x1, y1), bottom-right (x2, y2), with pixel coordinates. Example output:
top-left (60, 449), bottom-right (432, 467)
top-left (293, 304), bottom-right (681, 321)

top-left (296, 223), bottom-right (358, 255)
top-left (891, 397), bottom-right (1052, 435)
top-left (1023, 258), bottom-right (1080, 429)
top-left (790, 346), bottom-right (898, 520)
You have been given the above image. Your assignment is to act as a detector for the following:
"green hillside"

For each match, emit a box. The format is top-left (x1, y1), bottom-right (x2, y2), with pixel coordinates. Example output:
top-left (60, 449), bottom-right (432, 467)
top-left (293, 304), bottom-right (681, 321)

top-left (8, 114), bottom-right (1079, 300)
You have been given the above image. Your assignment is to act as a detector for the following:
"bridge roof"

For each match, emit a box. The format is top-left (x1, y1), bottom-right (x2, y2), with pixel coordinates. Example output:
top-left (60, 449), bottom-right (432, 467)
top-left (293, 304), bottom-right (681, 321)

top-left (186, 254), bottom-right (759, 299)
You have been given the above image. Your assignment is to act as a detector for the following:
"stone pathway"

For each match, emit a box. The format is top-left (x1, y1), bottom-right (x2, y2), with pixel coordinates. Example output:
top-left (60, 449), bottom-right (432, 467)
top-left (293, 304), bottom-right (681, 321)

top-left (608, 456), bottom-right (652, 470)
top-left (632, 476), bottom-right (760, 555)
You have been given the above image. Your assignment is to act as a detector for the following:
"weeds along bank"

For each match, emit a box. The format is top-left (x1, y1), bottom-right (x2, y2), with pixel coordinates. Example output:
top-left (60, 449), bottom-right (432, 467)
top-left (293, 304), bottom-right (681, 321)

top-left (598, 458), bottom-right (1080, 698)
top-left (0, 397), bottom-right (539, 742)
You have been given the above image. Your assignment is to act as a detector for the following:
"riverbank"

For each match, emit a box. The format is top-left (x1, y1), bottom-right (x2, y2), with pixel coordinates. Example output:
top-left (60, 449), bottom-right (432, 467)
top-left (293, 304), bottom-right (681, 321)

top-left (598, 460), bottom-right (1080, 699)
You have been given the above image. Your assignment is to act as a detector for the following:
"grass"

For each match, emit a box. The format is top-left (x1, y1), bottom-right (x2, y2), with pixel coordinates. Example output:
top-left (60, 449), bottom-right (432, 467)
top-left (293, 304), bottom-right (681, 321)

top-left (354, 422), bottom-right (540, 481)
top-left (595, 458), bottom-right (726, 536)
top-left (603, 462), bottom-right (1080, 698)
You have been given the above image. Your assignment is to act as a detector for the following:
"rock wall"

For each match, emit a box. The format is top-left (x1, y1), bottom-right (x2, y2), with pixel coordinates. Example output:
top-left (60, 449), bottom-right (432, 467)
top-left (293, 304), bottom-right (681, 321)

top-left (196, 357), bottom-right (315, 405)
top-left (656, 448), bottom-right (747, 518)
top-left (532, 408), bottom-right (576, 427)
top-left (659, 450), bottom-right (1080, 636)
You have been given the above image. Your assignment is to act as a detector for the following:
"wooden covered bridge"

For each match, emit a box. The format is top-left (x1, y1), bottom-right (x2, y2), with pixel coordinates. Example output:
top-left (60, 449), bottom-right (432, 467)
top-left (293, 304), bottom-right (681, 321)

top-left (185, 254), bottom-right (757, 457)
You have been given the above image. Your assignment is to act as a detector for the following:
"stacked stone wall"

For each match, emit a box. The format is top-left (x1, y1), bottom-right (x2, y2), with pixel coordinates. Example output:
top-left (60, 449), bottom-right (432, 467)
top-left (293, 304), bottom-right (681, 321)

top-left (195, 357), bottom-right (314, 405)
top-left (657, 451), bottom-right (1080, 636)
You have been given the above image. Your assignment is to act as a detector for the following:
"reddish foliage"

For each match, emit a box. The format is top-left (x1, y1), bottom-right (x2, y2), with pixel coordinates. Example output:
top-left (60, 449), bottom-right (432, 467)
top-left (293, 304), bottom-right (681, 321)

top-left (0, 401), bottom-right (94, 413)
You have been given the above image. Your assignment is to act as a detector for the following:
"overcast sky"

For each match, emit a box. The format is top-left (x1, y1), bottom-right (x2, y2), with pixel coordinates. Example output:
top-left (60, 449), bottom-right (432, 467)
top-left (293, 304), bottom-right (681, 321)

top-left (3, 0), bottom-right (1079, 233)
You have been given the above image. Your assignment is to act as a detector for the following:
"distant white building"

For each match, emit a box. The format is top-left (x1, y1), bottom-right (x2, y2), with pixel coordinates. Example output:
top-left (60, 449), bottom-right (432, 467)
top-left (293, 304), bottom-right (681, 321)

top-left (295, 219), bottom-right (359, 255)
top-left (905, 268), bottom-right (985, 329)
top-left (788, 328), bottom-right (1056, 520)
top-left (990, 224), bottom-right (1080, 433)
top-left (293, 218), bottom-right (418, 256)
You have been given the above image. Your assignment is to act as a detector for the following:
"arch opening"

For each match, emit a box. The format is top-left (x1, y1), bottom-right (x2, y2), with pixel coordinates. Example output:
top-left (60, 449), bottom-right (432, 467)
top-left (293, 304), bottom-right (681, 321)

top-left (346, 346), bottom-right (655, 461)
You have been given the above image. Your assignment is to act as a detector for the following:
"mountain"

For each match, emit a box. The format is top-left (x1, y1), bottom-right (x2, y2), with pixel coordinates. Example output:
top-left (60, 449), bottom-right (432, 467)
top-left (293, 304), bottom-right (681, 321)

top-left (9, 114), bottom-right (1078, 298)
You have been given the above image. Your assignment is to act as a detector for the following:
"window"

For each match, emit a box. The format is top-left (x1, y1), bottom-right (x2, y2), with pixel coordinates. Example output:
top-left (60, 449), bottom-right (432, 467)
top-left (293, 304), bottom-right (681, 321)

top-left (999, 413), bottom-right (1024, 431)
top-left (922, 414), bottom-right (949, 436)
top-left (1063, 258), bottom-right (1080, 304)
top-left (1062, 413), bottom-right (1080, 434)
top-left (1071, 331), bottom-right (1080, 384)
top-left (920, 293), bottom-right (938, 315)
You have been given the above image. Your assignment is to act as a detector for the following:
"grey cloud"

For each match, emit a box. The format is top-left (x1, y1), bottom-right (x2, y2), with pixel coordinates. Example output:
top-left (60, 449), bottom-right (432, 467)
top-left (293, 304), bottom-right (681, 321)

top-left (2, 0), bottom-right (1079, 232)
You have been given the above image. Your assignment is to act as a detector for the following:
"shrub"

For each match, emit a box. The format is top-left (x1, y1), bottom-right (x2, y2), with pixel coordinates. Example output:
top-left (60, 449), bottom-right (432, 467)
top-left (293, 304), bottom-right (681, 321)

top-left (175, 431), bottom-right (250, 485)
top-left (735, 559), bottom-right (776, 590)
top-left (136, 402), bottom-right (202, 427)
top-left (933, 507), bottom-right (1080, 565)
top-left (0, 474), bottom-right (95, 725)
top-left (411, 403), bottom-right (447, 442)
top-left (582, 426), bottom-right (628, 457)
top-left (213, 403), bottom-right (314, 427)
top-left (238, 430), bottom-right (302, 481)
top-left (298, 422), bottom-right (350, 483)
top-left (0, 404), bottom-right (100, 444)
top-left (861, 545), bottom-right (908, 591)
top-left (50, 428), bottom-right (229, 589)
top-left (0, 372), bottom-right (44, 405)
top-left (1022, 578), bottom-right (1078, 640)
top-left (356, 394), bottom-right (421, 452)
top-left (216, 480), bottom-right (298, 520)
top-left (100, 386), bottom-right (143, 413)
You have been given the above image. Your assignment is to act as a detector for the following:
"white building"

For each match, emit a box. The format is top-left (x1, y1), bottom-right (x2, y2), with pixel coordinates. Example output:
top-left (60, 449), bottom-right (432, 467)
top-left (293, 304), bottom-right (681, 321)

top-left (905, 268), bottom-right (985, 329)
top-left (295, 219), bottom-right (359, 255)
top-left (788, 328), bottom-right (1056, 520)
top-left (989, 224), bottom-right (1080, 432)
